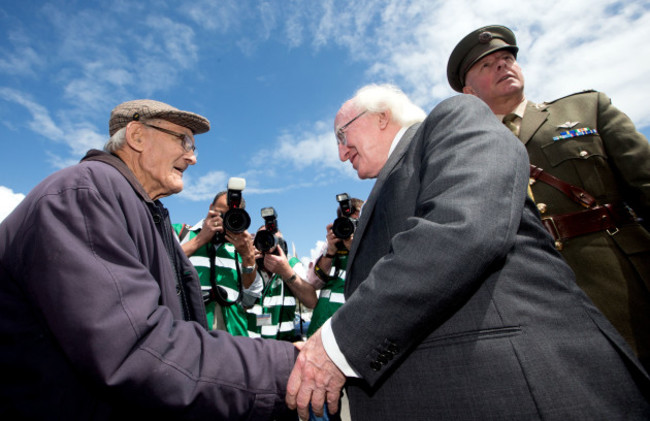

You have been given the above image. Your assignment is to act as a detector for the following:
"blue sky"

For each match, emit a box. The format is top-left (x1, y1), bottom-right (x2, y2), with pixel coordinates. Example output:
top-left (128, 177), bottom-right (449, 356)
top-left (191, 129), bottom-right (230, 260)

top-left (2, 0), bottom-right (650, 264)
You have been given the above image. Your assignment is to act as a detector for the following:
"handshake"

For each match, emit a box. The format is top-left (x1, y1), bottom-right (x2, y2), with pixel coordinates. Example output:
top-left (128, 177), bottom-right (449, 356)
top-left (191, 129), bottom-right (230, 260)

top-left (286, 328), bottom-right (347, 420)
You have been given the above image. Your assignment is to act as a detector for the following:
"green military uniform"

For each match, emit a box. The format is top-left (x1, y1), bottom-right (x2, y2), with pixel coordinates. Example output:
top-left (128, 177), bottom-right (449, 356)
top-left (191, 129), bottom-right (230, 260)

top-left (447, 25), bottom-right (650, 369)
top-left (518, 92), bottom-right (650, 367)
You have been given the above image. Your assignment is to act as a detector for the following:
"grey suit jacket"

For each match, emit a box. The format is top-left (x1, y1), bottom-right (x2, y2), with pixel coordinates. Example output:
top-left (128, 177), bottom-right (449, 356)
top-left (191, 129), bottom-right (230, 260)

top-left (331, 94), bottom-right (649, 420)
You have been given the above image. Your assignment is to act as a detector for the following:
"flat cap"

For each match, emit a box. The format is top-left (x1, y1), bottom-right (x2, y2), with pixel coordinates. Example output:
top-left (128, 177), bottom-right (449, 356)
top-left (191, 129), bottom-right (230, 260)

top-left (447, 25), bottom-right (518, 92)
top-left (109, 99), bottom-right (210, 136)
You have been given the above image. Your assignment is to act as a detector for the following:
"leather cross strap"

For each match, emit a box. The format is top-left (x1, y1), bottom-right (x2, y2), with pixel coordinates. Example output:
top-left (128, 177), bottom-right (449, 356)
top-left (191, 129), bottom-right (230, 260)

top-left (529, 165), bottom-right (637, 249)
top-left (529, 164), bottom-right (596, 208)
top-left (541, 204), bottom-right (635, 247)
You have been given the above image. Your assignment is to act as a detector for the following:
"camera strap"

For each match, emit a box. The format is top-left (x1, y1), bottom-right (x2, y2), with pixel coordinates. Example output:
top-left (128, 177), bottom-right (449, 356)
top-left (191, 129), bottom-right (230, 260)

top-left (335, 241), bottom-right (349, 256)
top-left (178, 224), bottom-right (190, 242)
top-left (207, 242), bottom-right (243, 307)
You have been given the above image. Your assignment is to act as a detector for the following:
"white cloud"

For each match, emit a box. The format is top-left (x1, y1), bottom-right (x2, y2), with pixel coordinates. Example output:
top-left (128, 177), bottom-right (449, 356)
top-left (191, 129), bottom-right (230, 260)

top-left (0, 88), bottom-right (105, 167)
top-left (182, 0), bottom-right (243, 32)
top-left (179, 170), bottom-right (230, 201)
top-left (252, 119), bottom-right (358, 180)
top-left (0, 88), bottom-right (64, 141)
top-left (0, 186), bottom-right (25, 223)
top-left (334, 0), bottom-right (650, 129)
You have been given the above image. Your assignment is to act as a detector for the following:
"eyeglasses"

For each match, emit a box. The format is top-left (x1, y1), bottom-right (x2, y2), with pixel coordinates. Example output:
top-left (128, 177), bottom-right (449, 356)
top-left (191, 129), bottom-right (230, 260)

top-left (336, 110), bottom-right (367, 146)
top-left (141, 122), bottom-right (196, 153)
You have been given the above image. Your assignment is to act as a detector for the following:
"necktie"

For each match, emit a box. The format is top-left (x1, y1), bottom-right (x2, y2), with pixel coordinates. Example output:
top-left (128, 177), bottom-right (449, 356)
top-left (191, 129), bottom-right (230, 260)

top-left (503, 113), bottom-right (519, 136)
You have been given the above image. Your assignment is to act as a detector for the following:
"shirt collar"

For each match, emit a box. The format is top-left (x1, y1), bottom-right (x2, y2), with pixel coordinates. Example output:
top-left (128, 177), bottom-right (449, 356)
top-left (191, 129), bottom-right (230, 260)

top-left (496, 98), bottom-right (528, 121)
top-left (388, 126), bottom-right (409, 158)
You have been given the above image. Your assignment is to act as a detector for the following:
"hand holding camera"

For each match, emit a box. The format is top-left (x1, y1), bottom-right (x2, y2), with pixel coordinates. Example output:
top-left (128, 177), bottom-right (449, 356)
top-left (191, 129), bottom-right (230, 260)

top-left (332, 193), bottom-right (358, 240)
top-left (254, 207), bottom-right (289, 272)
top-left (212, 177), bottom-right (251, 244)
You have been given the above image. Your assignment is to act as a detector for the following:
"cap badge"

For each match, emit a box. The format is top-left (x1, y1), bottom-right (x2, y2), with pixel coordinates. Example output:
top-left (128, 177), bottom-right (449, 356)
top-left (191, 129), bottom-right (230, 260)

top-left (478, 32), bottom-right (493, 44)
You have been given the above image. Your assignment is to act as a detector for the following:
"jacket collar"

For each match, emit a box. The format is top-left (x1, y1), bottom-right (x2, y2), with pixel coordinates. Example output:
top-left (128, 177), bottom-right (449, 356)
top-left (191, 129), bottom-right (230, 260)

top-left (346, 123), bottom-right (421, 268)
top-left (519, 102), bottom-right (548, 145)
top-left (81, 149), bottom-right (153, 204)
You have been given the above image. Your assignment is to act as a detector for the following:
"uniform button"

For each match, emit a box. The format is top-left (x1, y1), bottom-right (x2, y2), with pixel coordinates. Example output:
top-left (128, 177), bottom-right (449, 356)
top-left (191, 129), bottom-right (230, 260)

top-left (377, 354), bottom-right (389, 364)
top-left (537, 203), bottom-right (547, 214)
top-left (579, 150), bottom-right (589, 158)
top-left (370, 361), bottom-right (382, 371)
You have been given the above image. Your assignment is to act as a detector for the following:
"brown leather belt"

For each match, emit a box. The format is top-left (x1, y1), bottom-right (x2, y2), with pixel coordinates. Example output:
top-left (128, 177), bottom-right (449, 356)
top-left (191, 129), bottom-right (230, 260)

top-left (529, 165), bottom-right (640, 249)
top-left (541, 203), bottom-right (636, 249)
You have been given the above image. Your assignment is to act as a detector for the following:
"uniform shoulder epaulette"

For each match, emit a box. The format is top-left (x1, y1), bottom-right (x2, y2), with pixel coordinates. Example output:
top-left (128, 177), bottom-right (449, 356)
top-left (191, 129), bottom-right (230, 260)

top-left (542, 89), bottom-right (597, 106)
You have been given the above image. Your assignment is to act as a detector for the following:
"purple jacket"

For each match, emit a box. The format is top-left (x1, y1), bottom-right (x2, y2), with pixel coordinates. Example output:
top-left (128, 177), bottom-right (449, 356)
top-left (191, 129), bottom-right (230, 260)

top-left (0, 150), bottom-right (298, 420)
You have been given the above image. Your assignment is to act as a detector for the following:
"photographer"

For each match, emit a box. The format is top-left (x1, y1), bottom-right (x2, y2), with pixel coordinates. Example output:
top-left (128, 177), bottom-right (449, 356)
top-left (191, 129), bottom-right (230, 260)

top-left (247, 215), bottom-right (310, 341)
top-left (306, 195), bottom-right (364, 337)
top-left (173, 190), bottom-right (261, 335)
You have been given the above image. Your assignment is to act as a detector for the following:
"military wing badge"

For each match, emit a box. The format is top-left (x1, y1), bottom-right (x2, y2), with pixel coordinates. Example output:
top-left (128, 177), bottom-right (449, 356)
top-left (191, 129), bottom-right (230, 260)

top-left (557, 121), bottom-right (579, 129)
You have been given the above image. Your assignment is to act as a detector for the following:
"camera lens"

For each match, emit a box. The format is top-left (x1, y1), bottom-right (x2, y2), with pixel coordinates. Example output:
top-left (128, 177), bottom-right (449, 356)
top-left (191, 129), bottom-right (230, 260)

top-left (223, 208), bottom-right (251, 233)
top-left (254, 230), bottom-right (278, 252)
top-left (332, 216), bottom-right (355, 239)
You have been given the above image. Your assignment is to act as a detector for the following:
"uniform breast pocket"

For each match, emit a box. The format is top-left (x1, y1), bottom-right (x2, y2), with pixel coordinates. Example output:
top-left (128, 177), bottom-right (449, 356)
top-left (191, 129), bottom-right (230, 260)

top-left (541, 134), bottom-right (607, 167)
top-left (540, 134), bottom-right (619, 195)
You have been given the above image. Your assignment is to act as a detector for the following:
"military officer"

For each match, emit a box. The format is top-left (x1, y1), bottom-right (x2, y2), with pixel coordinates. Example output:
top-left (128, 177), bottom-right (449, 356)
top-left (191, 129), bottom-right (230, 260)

top-left (447, 25), bottom-right (650, 370)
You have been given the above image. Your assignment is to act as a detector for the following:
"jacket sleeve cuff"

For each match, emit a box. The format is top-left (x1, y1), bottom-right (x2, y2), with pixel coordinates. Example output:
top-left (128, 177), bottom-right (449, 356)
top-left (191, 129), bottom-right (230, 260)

top-left (321, 318), bottom-right (360, 378)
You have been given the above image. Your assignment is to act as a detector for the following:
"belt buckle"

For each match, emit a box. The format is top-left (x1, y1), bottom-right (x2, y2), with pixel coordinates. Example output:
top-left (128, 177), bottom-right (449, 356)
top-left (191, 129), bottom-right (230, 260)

top-left (543, 217), bottom-right (564, 251)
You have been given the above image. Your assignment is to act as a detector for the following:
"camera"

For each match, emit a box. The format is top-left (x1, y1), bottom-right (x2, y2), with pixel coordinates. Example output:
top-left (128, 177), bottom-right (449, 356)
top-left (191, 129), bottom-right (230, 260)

top-left (332, 193), bottom-right (358, 239)
top-left (254, 207), bottom-right (288, 273)
top-left (254, 207), bottom-right (286, 254)
top-left (222, 177), bottom-right (251, 231)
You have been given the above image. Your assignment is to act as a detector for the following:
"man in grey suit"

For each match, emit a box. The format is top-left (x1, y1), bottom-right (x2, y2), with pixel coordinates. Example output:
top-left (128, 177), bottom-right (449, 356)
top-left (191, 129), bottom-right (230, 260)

top-left (286, 84), bottom-right (650, 420)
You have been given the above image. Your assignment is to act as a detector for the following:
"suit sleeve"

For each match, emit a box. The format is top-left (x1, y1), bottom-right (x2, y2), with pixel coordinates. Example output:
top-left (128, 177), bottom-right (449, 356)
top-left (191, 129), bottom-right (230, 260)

top-left (596, 91), bottom-right (650, 224)
top-left (330, 95), bottom-right (531, 385)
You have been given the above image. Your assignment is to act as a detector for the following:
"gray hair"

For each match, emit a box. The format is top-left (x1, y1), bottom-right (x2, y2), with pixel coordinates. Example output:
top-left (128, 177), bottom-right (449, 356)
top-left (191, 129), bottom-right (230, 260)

top-left (350, 84), bottom-right (426, 127)
top-left (103, 126), bottom-right (127, 153)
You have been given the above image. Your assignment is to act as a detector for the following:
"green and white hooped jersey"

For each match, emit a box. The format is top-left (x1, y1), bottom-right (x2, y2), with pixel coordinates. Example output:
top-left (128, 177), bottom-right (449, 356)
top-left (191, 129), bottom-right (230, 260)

top-left (307, 254), bottom-right (347, 338)
top-left (246, 256), bottom-right (304, 341)
top-left (172, 222), bottom-right (253, 336)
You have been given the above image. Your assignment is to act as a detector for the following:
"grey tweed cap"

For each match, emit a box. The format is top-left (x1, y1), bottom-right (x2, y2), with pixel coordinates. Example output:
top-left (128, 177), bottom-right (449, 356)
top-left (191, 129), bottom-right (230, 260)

top-left (109, 99), bottom-right (210, 136)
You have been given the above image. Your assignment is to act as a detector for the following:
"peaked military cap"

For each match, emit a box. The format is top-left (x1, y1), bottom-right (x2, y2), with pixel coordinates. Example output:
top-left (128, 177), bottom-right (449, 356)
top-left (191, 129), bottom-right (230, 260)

top-left (447, 25), bottom-right (519, 92)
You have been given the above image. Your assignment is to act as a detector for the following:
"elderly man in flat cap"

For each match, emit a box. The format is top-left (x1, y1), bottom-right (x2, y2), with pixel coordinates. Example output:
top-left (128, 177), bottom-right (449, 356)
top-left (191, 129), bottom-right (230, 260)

top-left (448, 25), bottom-right (650, 371)
top-left (0, 99), bottom-right (298, 420)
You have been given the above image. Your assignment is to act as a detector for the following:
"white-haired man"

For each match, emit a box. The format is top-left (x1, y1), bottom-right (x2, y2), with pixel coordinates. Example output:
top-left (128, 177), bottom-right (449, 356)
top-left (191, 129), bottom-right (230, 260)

top-left (286, 84), bottom-right (650, 420)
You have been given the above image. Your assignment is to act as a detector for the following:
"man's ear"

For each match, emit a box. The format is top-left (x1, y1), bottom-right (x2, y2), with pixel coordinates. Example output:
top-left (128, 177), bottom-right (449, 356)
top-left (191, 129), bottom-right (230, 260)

top-left (125, 121), bottom-right (146, 152)
top-left (462, 85), bottom-right (476, 96)
top-left (378, 110), bottom-right (391, 130)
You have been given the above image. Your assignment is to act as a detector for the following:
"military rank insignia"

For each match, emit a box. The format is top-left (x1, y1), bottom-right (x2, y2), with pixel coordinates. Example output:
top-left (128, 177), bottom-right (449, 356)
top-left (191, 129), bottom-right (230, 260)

top-left (553, 127), bottom-right (598, 141)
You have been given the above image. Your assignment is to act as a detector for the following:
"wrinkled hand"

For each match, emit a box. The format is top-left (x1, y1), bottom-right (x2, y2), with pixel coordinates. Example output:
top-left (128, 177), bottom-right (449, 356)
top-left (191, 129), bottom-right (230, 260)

top-left (286, 329), bottom-right (346, 419)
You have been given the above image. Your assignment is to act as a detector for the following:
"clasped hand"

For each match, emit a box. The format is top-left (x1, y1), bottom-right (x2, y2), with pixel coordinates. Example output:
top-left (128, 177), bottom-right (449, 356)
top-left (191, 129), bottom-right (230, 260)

top-left (286, 329), bottom-right (346, 419)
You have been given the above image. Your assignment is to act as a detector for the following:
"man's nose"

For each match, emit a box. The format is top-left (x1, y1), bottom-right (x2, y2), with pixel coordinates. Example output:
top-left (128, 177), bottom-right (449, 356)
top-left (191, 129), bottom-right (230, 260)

top-left (338, 143), bottom-right (349, 162)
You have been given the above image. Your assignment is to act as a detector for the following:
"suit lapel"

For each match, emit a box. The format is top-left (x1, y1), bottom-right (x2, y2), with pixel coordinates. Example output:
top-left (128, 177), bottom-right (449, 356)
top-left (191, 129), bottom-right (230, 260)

top-left (520, 101), bottom-right (548, 145)
top-left (346, 123), bottom-right (421, 272)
